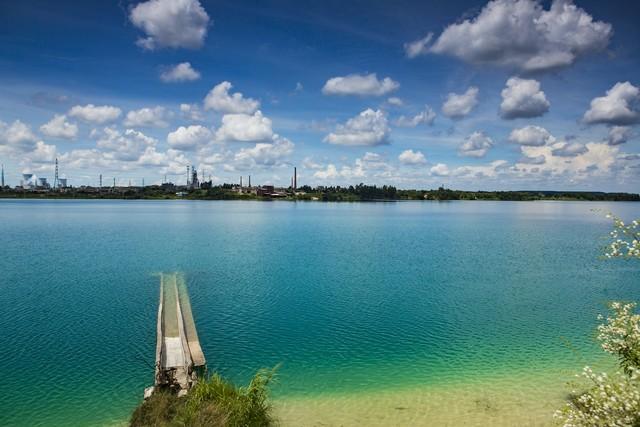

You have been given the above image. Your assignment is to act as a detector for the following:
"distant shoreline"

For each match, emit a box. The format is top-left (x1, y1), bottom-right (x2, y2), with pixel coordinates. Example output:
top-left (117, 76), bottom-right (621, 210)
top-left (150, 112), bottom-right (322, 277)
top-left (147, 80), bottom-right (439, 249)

top-left (1, 185), bottom-right (638, 203)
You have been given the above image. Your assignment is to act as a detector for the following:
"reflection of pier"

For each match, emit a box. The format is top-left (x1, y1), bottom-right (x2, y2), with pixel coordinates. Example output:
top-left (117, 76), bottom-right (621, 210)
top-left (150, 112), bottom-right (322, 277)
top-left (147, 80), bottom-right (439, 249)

top-left (145, 272), bottom-right (206, 398)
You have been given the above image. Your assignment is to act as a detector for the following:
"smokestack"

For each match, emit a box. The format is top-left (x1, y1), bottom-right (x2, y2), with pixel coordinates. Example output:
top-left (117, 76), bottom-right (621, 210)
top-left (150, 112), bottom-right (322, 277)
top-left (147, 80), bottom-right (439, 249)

top-left (240, 176), bottom-right (243, 187)
top-left (248, 175), bottom-right (251, 188)
top-left (294, 167), bottom-right (297, 190)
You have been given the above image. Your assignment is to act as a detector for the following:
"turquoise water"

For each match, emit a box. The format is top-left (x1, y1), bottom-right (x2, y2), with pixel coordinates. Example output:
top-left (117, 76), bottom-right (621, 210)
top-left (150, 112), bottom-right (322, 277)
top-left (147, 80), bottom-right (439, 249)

top-left (1, 200), bottom-right (639, 426)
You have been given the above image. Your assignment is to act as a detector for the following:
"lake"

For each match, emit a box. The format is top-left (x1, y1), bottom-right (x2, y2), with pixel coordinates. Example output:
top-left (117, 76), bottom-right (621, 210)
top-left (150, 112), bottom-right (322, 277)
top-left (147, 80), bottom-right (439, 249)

top-left (1, 200), bottom-right (639, 426)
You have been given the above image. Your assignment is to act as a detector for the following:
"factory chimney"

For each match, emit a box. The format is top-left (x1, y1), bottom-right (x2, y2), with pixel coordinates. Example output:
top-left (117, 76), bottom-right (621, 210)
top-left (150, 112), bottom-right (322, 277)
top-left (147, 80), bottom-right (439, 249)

top-left (53, 158), bottom-right (59, 190)
top-left (1, 163), bottom-right (4, 188)
top-left (240, 176), bottom-right (243, 188)
top-left (248, 175), bottom-right (251, 188)
top-left (294, 167), bottom-right (297, 190)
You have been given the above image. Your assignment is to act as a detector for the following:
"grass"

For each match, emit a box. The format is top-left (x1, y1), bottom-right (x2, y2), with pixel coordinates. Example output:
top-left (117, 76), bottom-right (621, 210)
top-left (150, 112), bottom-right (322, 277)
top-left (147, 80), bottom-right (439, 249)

top-left (130, 367), bottom-right (277, 427)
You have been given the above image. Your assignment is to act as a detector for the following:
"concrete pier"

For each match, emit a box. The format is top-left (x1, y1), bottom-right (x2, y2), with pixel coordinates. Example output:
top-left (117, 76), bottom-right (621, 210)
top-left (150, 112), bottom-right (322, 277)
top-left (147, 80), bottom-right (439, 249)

top-left (146, 272), bottom-right (206, 398)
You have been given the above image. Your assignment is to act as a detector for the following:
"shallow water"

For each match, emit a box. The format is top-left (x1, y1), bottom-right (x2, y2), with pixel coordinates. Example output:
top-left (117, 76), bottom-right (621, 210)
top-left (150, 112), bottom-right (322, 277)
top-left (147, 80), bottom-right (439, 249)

top-left (0, 200), bottom-right (639, 426)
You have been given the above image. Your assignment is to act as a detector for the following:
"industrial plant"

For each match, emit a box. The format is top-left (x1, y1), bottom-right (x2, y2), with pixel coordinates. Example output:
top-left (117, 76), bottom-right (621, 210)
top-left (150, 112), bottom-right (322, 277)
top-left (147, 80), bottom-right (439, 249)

top-left (0, 158), bottom-right (303, 200)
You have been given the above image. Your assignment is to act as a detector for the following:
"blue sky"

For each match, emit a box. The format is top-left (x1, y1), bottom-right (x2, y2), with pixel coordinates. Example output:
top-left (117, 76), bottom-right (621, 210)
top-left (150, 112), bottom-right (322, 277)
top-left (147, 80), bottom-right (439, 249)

top-left (1, 0), bottom-right (639, 190)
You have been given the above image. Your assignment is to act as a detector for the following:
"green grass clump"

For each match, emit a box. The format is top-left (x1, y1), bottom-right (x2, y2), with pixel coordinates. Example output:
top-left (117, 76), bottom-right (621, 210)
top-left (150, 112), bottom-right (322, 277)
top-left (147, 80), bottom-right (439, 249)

top-left (130, 368), bottom-right (277, 427)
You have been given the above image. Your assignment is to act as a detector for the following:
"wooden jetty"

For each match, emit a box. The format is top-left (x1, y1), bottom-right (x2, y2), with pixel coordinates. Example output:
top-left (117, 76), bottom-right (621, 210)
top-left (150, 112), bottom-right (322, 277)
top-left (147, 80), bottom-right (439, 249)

top-left (145, 272), bottom-right (206, 398)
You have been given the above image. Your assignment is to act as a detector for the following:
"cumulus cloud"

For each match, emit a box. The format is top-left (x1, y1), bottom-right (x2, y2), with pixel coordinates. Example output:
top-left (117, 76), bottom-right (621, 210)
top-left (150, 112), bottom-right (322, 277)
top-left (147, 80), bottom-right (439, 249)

top-left (453, 160), bottom-right (509, 179)
top-left (167, 125), bottom-right (212, 150)
top-left (40, 115), bottom-right (78, 139)
top-left (518, 142), bottom-right (618, 176)
top-left (508, 125), bottom-right (555, 146)
top-left (160, 62), bottom-right (201, 82)
top-left (459, 131), bottom-right (493, 157)
top-left (583, 82), bottom-right (640, 125)
top-left (551, 141), bottom-right (588, 157)
top-left (95, 127), bottom-right (157, 161)
top-left (124, 107), bottom-right (170, 128)
top-left (204, 81), bottom-right (260, 114)
top-left (408, 0), bottom-right (612, 73)
top-left (607, 126), bottom-right (633, 146)
top-left (314, 164), bottom-right (340, 180)
top-left (0, 120), bottom-right (39, 151)
top-left (28, 141), bottom-right (57, 164)
top-left (387, 97), bottom-right (404, 107)
top-left (519, 154), bottom-right (546, 164)
top-left (500, 77), bottom-right (550, 119)
top-left (215, 111), bottom-right (273, 142)
top-left (324, 109), bottom-right (390, 146)
top-left (442, 87), bottom-right (479, 119)
top-left (404, 33), bottom-right (433, 58)
top-left (394, 106), bottom-right (436, 127)
top-left (68, 104), bottom-right (122, 124)
top-left (129, 0), bottom-right (210, 50)
top-left (398, 149), bottom-right (427, 165)
top-left (322, 73), bottom-right (399, 96)
top-left (233, 136), bottom-right (294, 169)
top-left (430, 163), bottom-right (450, 177)
top-left (180, 103), bottom-right (204, 121)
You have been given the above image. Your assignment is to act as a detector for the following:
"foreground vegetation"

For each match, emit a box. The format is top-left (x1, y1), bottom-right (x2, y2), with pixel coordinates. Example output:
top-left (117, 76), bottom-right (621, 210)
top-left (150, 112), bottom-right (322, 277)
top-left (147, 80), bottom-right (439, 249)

top-left (555, 216), bottom-right (640, 426)
top-left (2, 183), bottom-right (639, 202)
top-left (131, 368), bottom-right (276, 427)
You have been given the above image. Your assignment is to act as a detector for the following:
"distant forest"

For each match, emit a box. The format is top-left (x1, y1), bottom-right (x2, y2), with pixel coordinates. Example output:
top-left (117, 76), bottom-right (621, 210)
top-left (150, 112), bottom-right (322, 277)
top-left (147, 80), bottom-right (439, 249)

top-left (1, 183), bottom-right (639, 202)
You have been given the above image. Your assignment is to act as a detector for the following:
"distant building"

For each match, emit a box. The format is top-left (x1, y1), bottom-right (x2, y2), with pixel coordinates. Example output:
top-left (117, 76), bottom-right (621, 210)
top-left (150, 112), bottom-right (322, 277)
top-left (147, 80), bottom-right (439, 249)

top-left (37, 177), bottom-right (49, 189)
top-left (256, 185), bottom-right (275, 196)
top-left (21, 173), bottom-right (34, 189)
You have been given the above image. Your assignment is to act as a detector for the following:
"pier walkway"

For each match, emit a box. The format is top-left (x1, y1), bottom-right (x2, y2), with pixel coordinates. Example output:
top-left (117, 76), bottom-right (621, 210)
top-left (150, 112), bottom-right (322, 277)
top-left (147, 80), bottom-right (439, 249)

top-left (146, 272), bottom-right (206, 398)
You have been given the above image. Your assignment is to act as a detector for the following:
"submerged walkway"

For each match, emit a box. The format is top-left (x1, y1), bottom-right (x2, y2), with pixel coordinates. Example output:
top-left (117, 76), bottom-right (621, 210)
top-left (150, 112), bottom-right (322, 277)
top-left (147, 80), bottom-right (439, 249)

top-left (148, 272), bottom-right (206, 397)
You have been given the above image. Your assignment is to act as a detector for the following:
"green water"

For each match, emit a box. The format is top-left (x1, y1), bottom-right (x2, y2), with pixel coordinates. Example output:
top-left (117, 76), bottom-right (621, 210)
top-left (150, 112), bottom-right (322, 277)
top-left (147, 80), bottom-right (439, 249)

top-left (0, 200), bottom-right (639, 426)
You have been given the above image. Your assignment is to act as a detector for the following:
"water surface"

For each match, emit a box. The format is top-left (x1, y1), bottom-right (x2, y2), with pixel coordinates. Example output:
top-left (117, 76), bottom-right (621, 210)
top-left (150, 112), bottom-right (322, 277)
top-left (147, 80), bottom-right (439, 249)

top-left (1, 200), bottom-right (639, 426)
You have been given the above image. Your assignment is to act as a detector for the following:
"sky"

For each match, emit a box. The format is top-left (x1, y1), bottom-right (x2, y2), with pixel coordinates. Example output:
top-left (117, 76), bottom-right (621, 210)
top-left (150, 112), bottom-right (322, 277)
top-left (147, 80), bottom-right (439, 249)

top-left (0, 0), bottom-right (639, 191)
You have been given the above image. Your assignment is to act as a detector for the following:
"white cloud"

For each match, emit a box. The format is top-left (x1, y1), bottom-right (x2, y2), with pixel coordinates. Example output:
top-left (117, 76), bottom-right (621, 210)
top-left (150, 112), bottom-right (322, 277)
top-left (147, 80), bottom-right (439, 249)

top-left (518, 154), bottom-right (546, 165)
top-left (68, 104), bottom-right (122, 124)
top-left (302, 157), bottom-right (322, 170)
top-left (322, 73), bottom-right (399, 96)
top-left (518, 142), bottom-right (618, 176)
top-left (314, 164), bottom-right (340, 180)
top-left (180, 103), bottom-right (204, 121)
top-left (608, 126), bottom-right (633, 146)
top-left (215, 111), bottom-right (273, 142)
top-left (394, 106), bottom-right (436, 127)
top-left (583, 82), bottom-right (640, 125)
top-left (0, 120), bottom-right (39, 151)
top-left (404, 33), bottom-right (433, 59)
top-left (453, 160), bottom-right (509, 178)
top-left (233, 136), bottom-right (294, 169)
top-left (324, 109), bottom-right (390, 146)
top-left (387, 97), bottom-right (404, 107)
top-left (124, 106), bottom-right (170, 128)
top-left (500, 77), bottom-right (550, 119)
top-left (167, 125), bottom-right (212, 150)
top-left (551, 141), bottom-right (588, 157)
top-left (508, 125), bottom-right (555, 146)
top-left (430, 163), bottom-right (450, 177)
top-left (129, 0), bottom-right (210, 50)
top-left (40, 115), bottom-right (78, 139)
top-left (459, 131), bottom-right (493, 157)
top-left (160, 62), bottom-right (201, 82)
top-left (95, 127), bottom-right (157, 161)
top-left (27, 141), bottom-right (57, 164)
top-left (410, 0), bottom-right (612, 73)
top-left (204, 81), bottom-right (260, 114)
top-left (398, 149), bottom-right (427, 165)
top-left (442, 87), bottom-right (479, 119)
